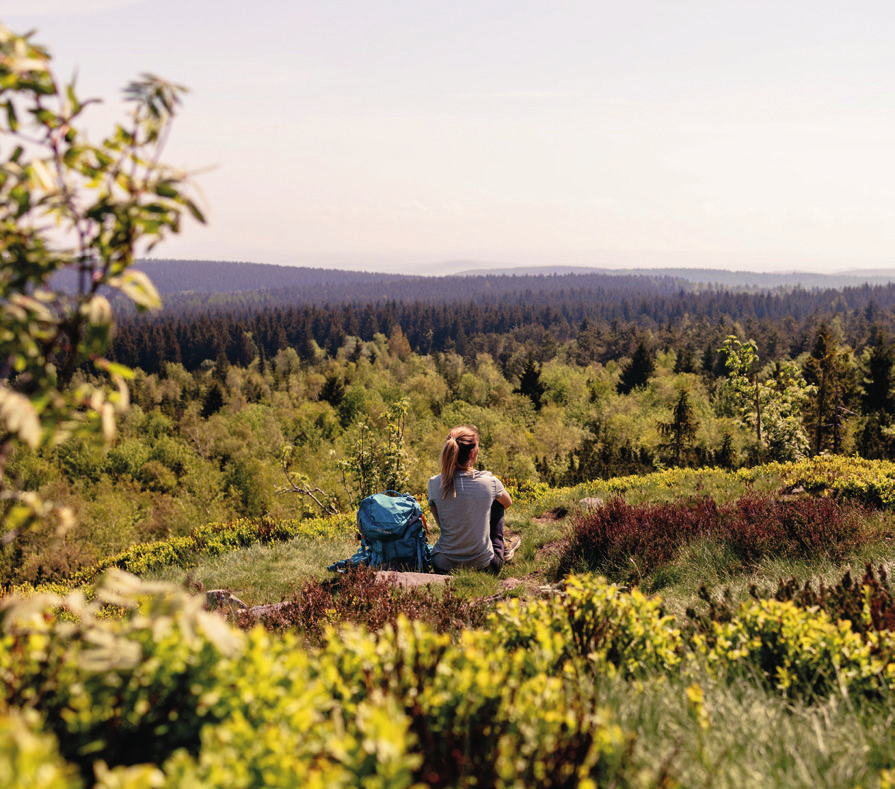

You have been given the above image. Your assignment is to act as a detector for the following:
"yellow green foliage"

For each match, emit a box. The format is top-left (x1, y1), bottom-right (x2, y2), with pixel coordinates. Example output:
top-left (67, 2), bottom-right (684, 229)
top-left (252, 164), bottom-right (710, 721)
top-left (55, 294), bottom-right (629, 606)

top-left (0, 572), bottom-right (654, 787)
top-left (0, 709), bottom-right (80, 789)
top-left (490, 574), bottom-right (682, 680)
top-left (694, 597), bottom-right (895, 700)
top-left (778, 455), bottom-right (895, 507)
top-left (5, 570), bottom-right (895, 785)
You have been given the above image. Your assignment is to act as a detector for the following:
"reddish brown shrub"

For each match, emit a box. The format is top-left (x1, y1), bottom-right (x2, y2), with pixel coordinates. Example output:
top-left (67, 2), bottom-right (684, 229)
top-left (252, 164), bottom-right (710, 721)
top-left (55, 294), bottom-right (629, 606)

top-left (240, 565), bottom-right (488, 645)
top-left (556, 496), bottom-right (719, 583)
top-left (558, 493), bottom-right (870, 584)
top-left (722, 493), bottom-right (863, 564)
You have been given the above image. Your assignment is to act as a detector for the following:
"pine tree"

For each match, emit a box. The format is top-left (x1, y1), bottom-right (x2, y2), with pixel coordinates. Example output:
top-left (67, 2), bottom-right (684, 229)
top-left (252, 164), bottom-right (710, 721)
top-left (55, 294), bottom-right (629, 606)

top-left (862, 329), bottom-right (895, 415)
top-left (803, 323), bottom-right (856, 455)
top-left (656, 389), bottom-right (699, 466)
top-left (674, 345), bottom-right (696, 374)
top-left (514, 355), bottom-right (547, 411)
top-left (617, 341), bottom-right (655, 395)
top-left (201, 382), bottom-right (225, 418)
top-left (716, 432), bottom-right (736, 469)
top-left (320, 371), bottom-right (346, 407)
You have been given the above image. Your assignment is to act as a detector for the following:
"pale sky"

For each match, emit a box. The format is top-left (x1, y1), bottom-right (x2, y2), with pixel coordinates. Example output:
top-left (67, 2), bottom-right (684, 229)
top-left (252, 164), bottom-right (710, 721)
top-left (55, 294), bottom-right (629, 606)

top-left (3, 1), bottom-right (895, 274)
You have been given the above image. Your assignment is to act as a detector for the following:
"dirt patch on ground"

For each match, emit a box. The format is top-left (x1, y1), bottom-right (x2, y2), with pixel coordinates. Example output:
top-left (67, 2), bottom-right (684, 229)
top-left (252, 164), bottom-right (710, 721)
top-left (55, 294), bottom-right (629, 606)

top-left (481, 536), bottom-right (569, 603)
top-left (532, 506), bottom-right (569, 525)
top-left (499, 572), bottom-right (544, 593)
top-left (478, 571), bottom-right (558, 603)
top-left (536, 538), bottom-right (569, 562)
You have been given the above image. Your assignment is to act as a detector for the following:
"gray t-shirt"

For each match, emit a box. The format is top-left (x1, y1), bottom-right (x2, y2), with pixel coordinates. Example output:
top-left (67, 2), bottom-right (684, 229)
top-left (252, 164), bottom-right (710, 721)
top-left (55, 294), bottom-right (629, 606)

top-left (428, 470), bottom-right (506, 570)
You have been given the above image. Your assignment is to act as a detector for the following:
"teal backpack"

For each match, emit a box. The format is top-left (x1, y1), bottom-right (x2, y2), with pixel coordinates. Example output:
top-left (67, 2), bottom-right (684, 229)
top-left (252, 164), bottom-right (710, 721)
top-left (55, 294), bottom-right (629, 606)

top-left (328, 491), bottom-right (431, 573)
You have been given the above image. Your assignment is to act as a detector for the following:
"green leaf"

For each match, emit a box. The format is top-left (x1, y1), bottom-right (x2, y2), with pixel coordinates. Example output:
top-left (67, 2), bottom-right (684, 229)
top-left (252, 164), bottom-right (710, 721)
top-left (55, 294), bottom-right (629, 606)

top-left (184, 197), bottom-right (205, 223)
top-left (4, 99), bottom-right (17, 131)
top-left (154, 181), bottom-right (178, 199)
top-left (107, 269), bottom-right (161, 311)
top-left (0, 388), bottom-right (41, 448)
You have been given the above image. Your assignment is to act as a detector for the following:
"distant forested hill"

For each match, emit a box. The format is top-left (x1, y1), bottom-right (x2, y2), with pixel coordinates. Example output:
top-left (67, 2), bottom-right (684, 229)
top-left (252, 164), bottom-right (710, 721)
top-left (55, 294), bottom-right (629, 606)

top-left (134, 260), bottom-right (895, 299)
top-left (92, 258), bottom-right (895, 376)
top-left (136, 260), bottom-right (411, 296)
top-left (50, 258), bottom-right (895, 311)
top-left (140, 260), bottom-right (697, 309)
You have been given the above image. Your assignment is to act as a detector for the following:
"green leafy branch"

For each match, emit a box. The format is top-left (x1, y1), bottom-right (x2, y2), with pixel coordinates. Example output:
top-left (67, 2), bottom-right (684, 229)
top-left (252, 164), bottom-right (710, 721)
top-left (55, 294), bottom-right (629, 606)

top-left (0, 25), bottom-right (204, 541)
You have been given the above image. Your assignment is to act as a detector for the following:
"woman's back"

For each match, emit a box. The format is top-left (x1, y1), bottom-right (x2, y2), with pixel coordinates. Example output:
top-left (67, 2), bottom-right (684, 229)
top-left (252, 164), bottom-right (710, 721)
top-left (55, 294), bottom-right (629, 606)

top-left (427, 469), bottom-right (504, 569)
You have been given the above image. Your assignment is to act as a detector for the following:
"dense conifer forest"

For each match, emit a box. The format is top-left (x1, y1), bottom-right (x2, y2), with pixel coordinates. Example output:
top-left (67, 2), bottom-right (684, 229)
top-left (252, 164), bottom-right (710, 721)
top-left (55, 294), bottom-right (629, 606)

top-left (111, 264), bottom-right (895, 376)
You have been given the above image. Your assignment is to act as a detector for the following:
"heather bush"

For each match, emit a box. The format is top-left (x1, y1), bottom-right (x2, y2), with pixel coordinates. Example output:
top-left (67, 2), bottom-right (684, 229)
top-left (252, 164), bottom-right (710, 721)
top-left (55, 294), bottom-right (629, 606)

top-left (558, 493), bottom-right (871, 585)
top-left (556, 496), bottom-right (720, 583)
top-left (242, 565), bottom-right (489, 646)
top-left (721, 493), bottom-right (863, 563)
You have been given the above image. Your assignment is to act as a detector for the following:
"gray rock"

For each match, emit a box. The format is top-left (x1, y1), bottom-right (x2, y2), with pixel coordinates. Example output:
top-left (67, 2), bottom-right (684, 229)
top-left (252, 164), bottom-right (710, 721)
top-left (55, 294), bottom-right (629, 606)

top-left (205, 589), bottom-right (248, 612)
top-left (376, 571), bottom-right (451, 588)
top-left (580, 497), bottom-right (605, 509)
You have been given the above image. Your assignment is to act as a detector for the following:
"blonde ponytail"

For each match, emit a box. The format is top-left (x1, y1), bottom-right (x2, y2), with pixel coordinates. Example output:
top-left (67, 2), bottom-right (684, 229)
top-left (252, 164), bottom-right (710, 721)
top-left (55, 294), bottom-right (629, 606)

top-left (440, 425), bottom-right (479, 498)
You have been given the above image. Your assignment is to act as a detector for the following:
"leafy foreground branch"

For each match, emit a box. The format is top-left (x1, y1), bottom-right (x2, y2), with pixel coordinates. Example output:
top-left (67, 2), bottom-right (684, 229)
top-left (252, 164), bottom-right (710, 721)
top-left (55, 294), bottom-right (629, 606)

top-left (0, 26), bottom-right (203, 545)
top-left (3, 571), bottom-right (895, 788)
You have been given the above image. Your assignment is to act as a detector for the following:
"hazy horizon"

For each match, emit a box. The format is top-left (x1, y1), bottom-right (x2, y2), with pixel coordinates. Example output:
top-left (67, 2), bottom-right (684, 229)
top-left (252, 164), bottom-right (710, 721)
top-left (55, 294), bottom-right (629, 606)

top-left (137, 256), bottom-right (895, 282)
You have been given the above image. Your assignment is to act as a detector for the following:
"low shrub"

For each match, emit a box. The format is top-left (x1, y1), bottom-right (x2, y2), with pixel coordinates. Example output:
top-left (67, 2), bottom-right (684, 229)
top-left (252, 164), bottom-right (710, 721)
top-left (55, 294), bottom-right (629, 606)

top-left (0, 709), bottom-right (81, 789)
top-left (692, 598), bottom-right (895, 701)
top-left (721, 493), bottom-right (863, 563)
top-left (779, 455), bottom-right (895, 507)
top-left (489, 574), bottom-right (683, 680)
top-left (241, 565), bottom-right (489, 646)
top-left (0, 571), bottom-right (243, 782)
top-left (558, 493), bottom-right (871, 584)
top-left (315, 617), bottom-right (642, 788)
top-left (556, 496), bottom-right (721, 583)
top-left (1, 572), bottom-right (651, 788)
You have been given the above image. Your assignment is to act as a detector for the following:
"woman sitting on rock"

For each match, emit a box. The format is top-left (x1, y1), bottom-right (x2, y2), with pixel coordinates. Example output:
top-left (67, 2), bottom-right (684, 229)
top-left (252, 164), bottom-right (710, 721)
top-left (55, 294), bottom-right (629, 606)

top-left (427, 425), bottom-right (520, 574)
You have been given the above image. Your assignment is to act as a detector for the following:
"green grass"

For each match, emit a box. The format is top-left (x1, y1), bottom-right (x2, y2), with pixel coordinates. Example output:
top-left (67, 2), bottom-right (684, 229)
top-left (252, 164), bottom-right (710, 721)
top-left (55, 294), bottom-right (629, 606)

top-left (656, 540), bottom-right (895, 622)
top-left (143, 536), bottom-right (353, 606)
top-left (599, 672), bottom-right (895, 788)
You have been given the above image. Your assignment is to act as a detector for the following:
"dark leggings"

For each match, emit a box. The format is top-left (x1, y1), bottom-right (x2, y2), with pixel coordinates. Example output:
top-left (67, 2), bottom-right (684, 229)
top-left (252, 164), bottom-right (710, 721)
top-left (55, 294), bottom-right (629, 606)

top-left (488, 501), bottom-right (506, 574)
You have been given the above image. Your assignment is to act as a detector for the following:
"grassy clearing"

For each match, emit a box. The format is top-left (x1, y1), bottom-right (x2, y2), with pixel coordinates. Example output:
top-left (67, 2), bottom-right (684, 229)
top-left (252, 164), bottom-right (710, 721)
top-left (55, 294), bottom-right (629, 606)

top-left (143, 536), bottom-right (352, 606)
top-left (9, 460), bottom-right (895, 788)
